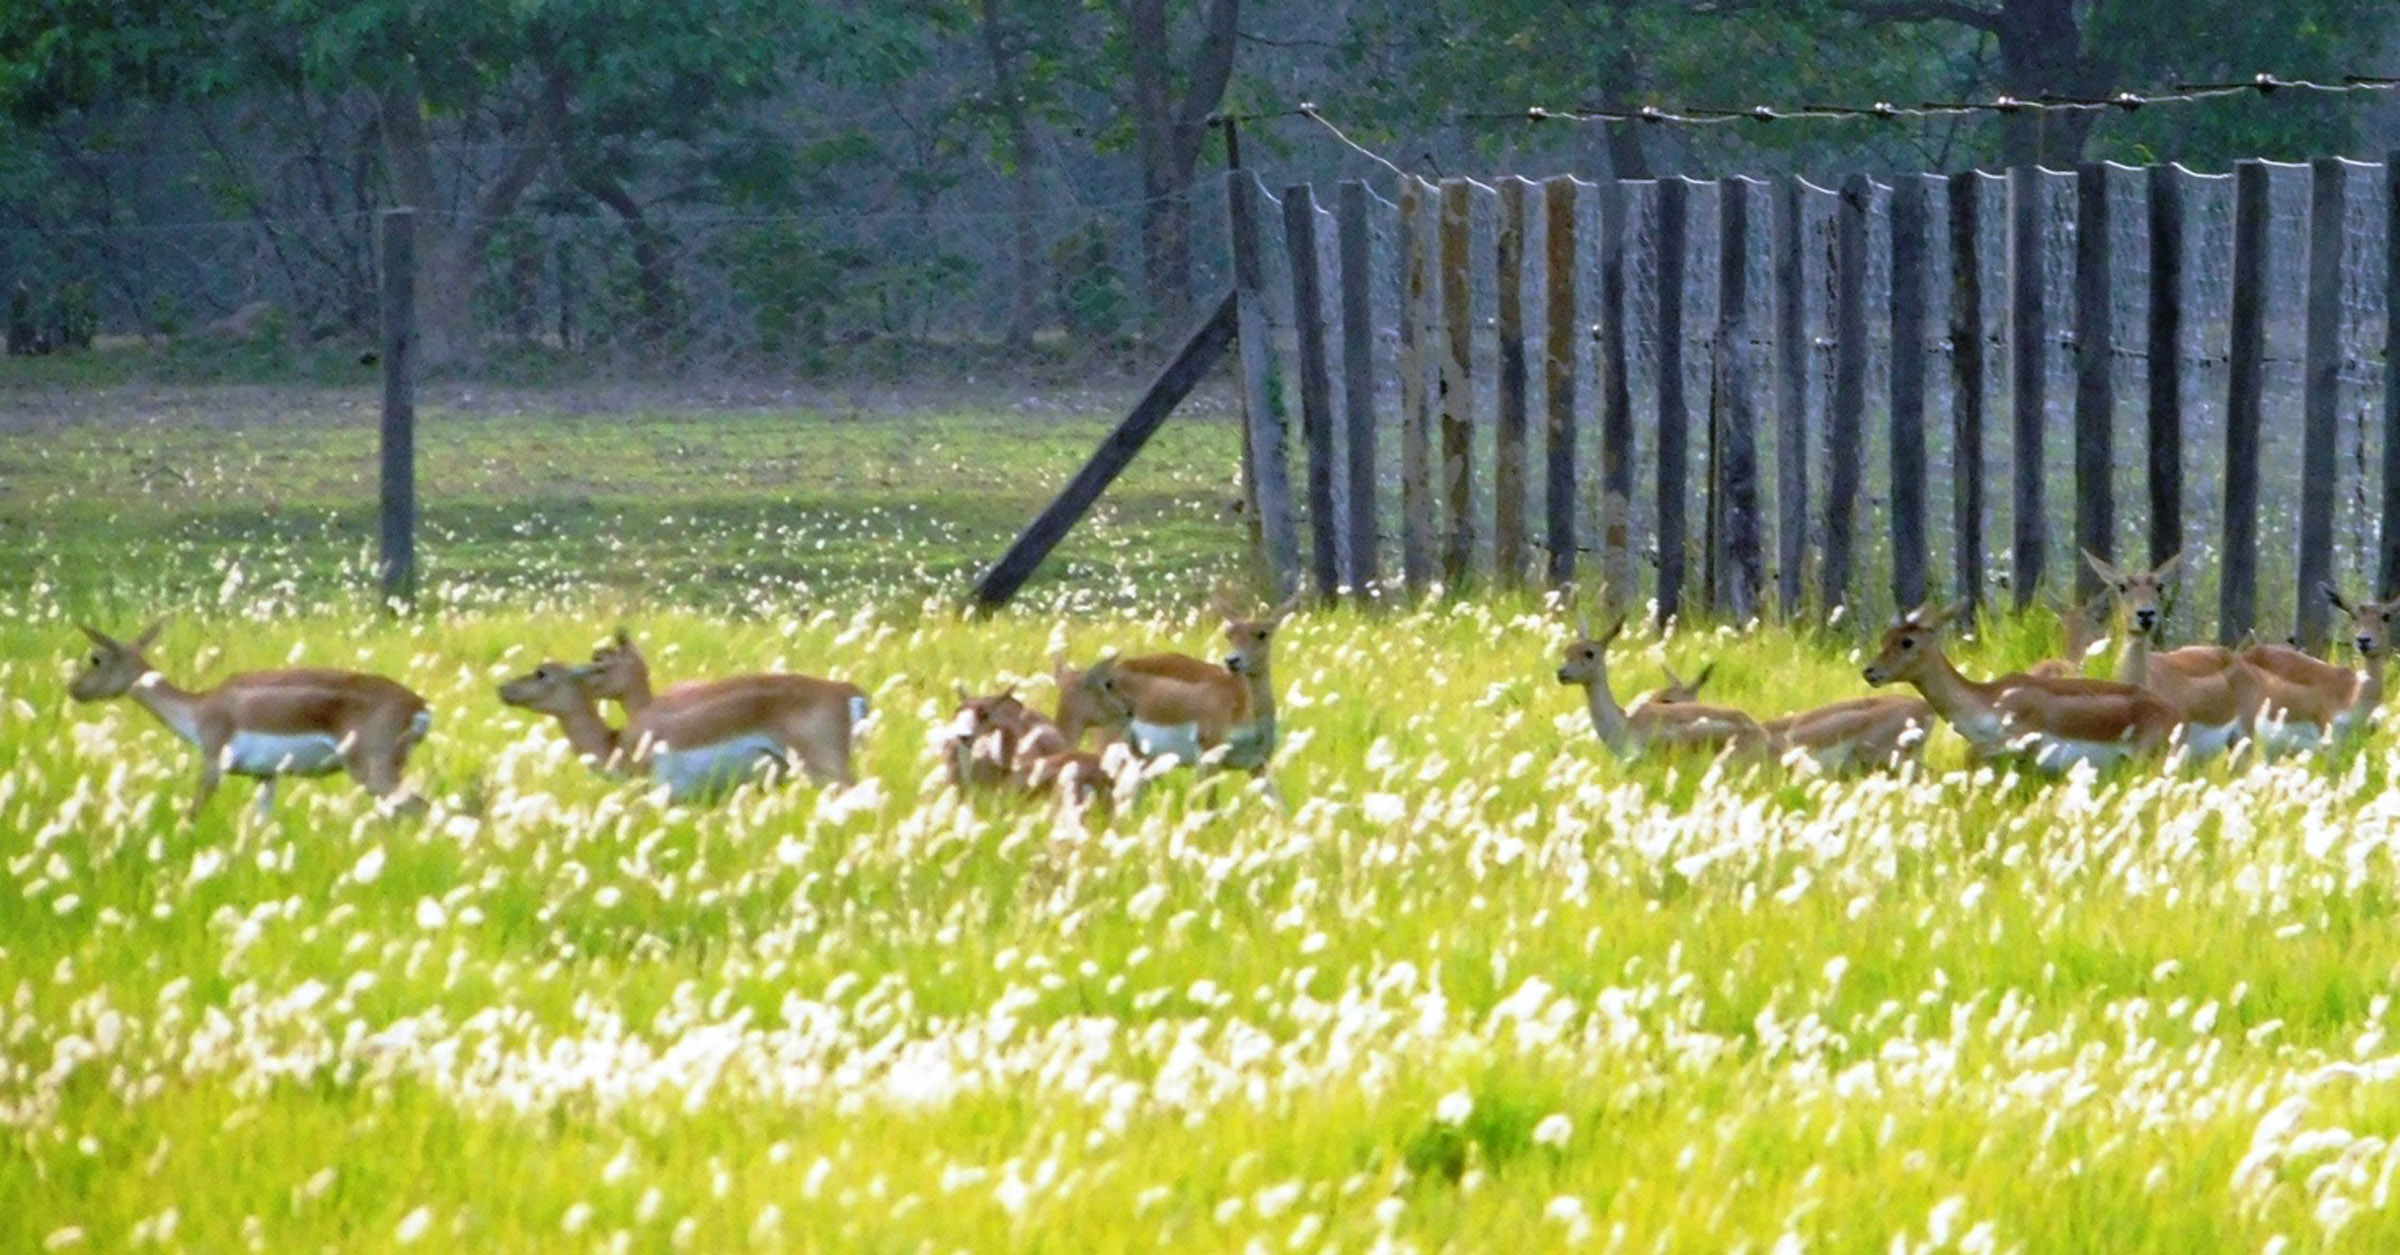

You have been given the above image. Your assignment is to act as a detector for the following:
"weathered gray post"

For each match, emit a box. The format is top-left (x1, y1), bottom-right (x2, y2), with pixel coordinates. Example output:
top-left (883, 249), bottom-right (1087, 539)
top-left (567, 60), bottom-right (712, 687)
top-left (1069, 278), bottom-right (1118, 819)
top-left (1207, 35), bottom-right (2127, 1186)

top-left (379, 207), bottom-right (418, 609)
top-left (1337, 181), bottom-right (1380, 600)
top-left (1282, 183), bottom-right (1340, 601)
top-left (2297, 156), bottom-right (2345, 650)
top-left (2009, 164), bottom-right (2048, 610)
top-left (2072, 162), bottom-right (2115, 600)
top-left (2220, 159), bottom-right (2268, 644)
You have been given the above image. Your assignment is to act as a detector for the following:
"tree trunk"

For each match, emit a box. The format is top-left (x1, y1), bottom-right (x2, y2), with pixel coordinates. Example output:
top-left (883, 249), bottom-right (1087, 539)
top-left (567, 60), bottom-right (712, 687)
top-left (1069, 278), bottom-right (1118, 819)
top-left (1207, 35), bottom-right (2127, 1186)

top-left (1993, 0), bottom-right (2097, 166)
top-left (1124, 0), bottom-right (1239, 333)
top-left (980, 0), bottom-right (1044, 353)
top-left (580, 173), bottom-right (676, 345)
top-left (375, 67), bottom-right (568, 368)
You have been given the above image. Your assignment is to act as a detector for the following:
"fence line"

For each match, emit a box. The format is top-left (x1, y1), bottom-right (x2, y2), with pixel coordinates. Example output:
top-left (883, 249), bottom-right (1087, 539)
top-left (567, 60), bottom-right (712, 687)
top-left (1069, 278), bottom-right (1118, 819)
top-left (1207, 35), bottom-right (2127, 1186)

top-left (1229, 152), bottom-right (2400, 644)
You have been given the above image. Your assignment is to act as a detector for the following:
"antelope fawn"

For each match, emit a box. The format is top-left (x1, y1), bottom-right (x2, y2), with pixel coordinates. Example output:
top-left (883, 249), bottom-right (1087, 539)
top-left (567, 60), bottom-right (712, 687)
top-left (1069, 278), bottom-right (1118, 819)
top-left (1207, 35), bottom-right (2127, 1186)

top-left (1061, 590), bottom-right (1297, 770)
top-left (1554, 612), bottom-right (1770, 760)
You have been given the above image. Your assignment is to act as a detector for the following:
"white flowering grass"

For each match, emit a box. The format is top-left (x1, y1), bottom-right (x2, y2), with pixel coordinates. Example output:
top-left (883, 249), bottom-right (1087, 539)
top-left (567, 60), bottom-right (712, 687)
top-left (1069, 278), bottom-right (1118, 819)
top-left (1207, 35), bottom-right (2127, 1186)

top-left (7, 591), bottom-right (2400, 1251)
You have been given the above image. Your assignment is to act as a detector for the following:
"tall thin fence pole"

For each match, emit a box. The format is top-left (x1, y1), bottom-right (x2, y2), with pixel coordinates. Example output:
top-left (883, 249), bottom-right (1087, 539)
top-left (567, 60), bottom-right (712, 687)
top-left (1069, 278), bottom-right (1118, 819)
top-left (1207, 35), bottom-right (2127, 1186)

top-left (1399, 179), bottom-right (1434, 595)
top-left (1600, 181), bottom-right (1636, 612)
top-left (1337, 181), bottom-right (1380, 600)
top-left (1822, 173), bottom-right (1869, 614)
top-left (1889, 176), bottom-right (1930, 612)
top-left (2296, 156), bottom-right (2345, 649)
top-left (1655, 177), bottom-right (1691, 624)
top-left (1776, 178), bottom-right (1810, 616)
top-left (2009, 164), bottom-right (2048, 610)
top-left (2147, 164), bottom-right (2185, 574)
top-left (1716, 176), bottom-right (1763, 621)
top-left (1542, 176), bottom-right (1582, 587)
top-left (2384, 151), bottom-right (2400, 600)
top-left (2072, 162), bottom-right (2115, 598)
top-left (1227, 169), bottom-right (1300, 599)
top-left (2220, 159), bottom-right (2269, 644)
top-left (1948, 171), bottom-right (1987, 621)
top-left (1494, 177), bottom-right (1531, 584)
top-left (1282, 183), bottom-right (1340, 602)
top-left (379, 207), bottom-right (418, 609)
top-left (1438, 178), bottom-right (1476, 588)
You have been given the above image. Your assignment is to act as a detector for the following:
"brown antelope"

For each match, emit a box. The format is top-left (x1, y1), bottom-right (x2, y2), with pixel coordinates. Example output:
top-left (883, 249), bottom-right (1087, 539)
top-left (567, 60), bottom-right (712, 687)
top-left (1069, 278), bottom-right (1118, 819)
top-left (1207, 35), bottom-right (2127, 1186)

top-left (1554, 613), bottom-right (1770, 761)
top-left (499, 656), bottom-right (865, 802)
top-left (1645, 657), bottom-right (1930, 773)
top-left (69, 620), bottom-right (431, 816)
top-left (948, 685), bottom-right (1122, 812)
top-left (1063, 590), bottom-right (1297, 769)
top-left (2081, 548), bottom-right (2253, 760)
top-left (1862, 601), bottom-right (2179, 773)
top-left (2235, 587), bottom-right (2392, 756)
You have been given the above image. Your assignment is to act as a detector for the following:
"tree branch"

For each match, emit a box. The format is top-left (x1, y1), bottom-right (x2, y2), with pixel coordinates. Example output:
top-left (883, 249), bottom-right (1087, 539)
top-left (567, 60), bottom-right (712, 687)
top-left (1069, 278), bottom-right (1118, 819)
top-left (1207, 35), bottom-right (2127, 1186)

top-left (1169, 0), bottom-right (1239, 175)
top-left (1842, 0), bottom-right (2002, 34)
top-left (472, 65), bottom-right (570, 223)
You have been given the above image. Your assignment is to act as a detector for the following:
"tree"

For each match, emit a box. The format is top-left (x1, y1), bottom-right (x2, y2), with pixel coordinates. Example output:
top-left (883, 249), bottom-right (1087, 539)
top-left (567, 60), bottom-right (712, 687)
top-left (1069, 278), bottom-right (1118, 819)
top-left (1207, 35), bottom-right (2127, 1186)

top-left (1121, 0), bottom-right (1240, 329)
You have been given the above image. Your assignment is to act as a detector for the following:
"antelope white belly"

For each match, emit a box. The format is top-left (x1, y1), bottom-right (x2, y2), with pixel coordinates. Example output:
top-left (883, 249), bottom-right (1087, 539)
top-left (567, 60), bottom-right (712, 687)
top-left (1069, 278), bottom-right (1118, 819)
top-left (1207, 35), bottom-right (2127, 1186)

top-left (653, 735), bottom-right (786, 800)
top-left (2252, 712), bottom-right (2331, 759)
top-left (2176, 721), bottom-right (2242, 762)
top-left (224, 730), bottom-right (345, 777)
top-left (1129, 719), bottom-right (1203, 765)
top-left (2025, 737), bottom-right (2137, 774)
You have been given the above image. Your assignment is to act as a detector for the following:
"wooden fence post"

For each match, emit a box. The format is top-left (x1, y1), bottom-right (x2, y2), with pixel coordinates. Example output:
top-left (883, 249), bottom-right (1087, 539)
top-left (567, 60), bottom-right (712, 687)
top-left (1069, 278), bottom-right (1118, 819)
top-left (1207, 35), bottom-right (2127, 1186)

top-left (1438, 178), bottom-right (1476, 588)
top-left (1495, 177), bottom-right (1531, 584)
top-left (2385, 152), bottom-right (2400, 600)
top-left (2297, 156), bottom-right (2346, 649)
top-left (1227, 169), bottom-right (1300, 599)
top-left (1600, 180), bottom-right (1636, 612)
top-left (1282, 183), bottom-right (1340, 601)
top-left (1337, 180), bottom-right (1380, 600)
top-left (2147, 164), bottom-right (2185, 572)
top-left (1821, 173), bottom-right (1869, 614)
top-left (1948, 171), bottom-right (1987, 621)
top-left (2220, 159), bottom-right (2269, 644)
top-left (1542, 176), bottom-right (1582, 587)
top-left (2072, 162), bottom-right (2115, 599)
top-left (2009, 164), bottom-right (2048, 610)
top-left (1716, 176), bottom-right (1764, 621)
top-left (1776, 178), bottom-right (1810, 616)
top-left (1889, 175), bottom-right (1930, 611)
top-left (379, 207), bottom-right (418, 609)
top-left (1399, 178), bottom-right (1434, 595)
top-left (1656, 176), bottom-right (1691, 624)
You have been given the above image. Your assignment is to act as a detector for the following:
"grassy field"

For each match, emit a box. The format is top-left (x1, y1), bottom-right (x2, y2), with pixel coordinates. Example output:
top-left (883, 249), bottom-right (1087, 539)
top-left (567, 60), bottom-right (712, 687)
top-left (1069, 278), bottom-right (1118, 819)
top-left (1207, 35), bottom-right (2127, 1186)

top-left (7, 379), bottom-right (2400, 1251)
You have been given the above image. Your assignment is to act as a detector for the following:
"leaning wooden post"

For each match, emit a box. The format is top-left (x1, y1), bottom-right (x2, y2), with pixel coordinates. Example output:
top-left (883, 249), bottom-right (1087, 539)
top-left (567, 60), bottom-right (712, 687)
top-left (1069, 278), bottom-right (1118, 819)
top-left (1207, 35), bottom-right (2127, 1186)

top-left (1655, 176), bottom-right (1691, 624)
top-left (2296, 156), bottom-right (2346, 650)
top-left (1282, 183), bottom-right (1340, 602)
top-left (1337, 180), bottom-right (1380, 600)
top-left (1599, 180), bottom-right (1636, 612)
top-left (2146, 164), bottom-right (2185, 574)
top-left (2220, 159), bottom-right (2269, 644)
top-left (1888, 175), bottom-right (1930, 612)
top-left (1821, 173), bottom-right (1869, 614)
top-left (1542, 176), bottom-right (1582, 587)
top-left (1227, 170), bottom-right (1300, 599)
top-left (379, 207), bottom-right (418, 610)
top-left (1438, 178), bottom-right (1476, 588)
top-left (972, 293), bottom-right (1240, 608)
top-left (1494, 177), bottom-right (1531, 584)
top-left (2009, 163), bottom-right (2048, 611)
top-left (1715, 176), bottom-right (1764, 621)
top-left (1775, 177), bottom-right (1810, 616)
top-left (2072, 162), bottom-right (2115, 601)
top-left (1948, 171), bottom-right (1988, 622)
top-left (1399, 178), bottom-right (1435, 595)
top-left (2384, 151), bottom-right (2400, 600)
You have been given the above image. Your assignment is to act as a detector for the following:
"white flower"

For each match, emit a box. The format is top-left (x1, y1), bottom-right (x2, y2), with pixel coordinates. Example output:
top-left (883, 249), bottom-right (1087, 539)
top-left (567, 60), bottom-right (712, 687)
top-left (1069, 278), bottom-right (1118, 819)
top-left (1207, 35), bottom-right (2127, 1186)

top-left (1533, 1114), bottom-right (1573, 1150)
top-left (1435, 1089), bottom-right (1473, 1125)
top-left (393, 1209), bottom-right (432, 1245)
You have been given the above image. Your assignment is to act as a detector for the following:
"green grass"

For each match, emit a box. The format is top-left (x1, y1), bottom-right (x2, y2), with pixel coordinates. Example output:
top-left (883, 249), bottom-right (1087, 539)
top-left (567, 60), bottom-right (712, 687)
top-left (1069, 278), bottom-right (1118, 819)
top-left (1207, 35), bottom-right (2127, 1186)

top-left (6, 382), bottom-right (2400, 1252)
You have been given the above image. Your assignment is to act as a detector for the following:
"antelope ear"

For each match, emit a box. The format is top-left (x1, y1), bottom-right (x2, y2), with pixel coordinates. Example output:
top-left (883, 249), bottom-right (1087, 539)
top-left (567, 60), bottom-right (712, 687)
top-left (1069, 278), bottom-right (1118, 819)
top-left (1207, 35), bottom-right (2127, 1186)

top-left (76, 622), bottom-right (117, 649)
top-left (1937, 599), bottom-right (1969, 628)
top-left (2081, 548), bottom-right (2120, 586)
top-left (1208, 587), bottom-right (1243, 621)
top-left (1600, 615), bottom-right (1627, 647)
top-left (2327, 584), bottom-right (2356, 614)
top-left (1689, 662), bottom-right (1715, 694)
top-left (131, 618), bottom-right (166, 652)
top-left (955, 683), bottom-right (972, 705)
top-left (612, 626), bottom-right (633, 650)
top-left (1659, 663), bottom-right (1687, 690)
top-left (1270, 591), bottom-right (1303, 622)
top-left (2153, 549), bottom-right (2185, 582)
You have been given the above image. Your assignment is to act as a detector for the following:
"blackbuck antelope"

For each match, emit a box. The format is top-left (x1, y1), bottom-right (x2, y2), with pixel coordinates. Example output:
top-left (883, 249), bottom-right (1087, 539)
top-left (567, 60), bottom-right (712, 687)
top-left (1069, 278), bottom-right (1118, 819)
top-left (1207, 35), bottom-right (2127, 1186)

top-left (499, 653), bottom-right (865, 802)
top-left (1554, 613), bottom-right (1770, 761)
top-left (1062, 591), bottom-right (1297, 770)
top-left (2082, 549), bottom-right (2254, 759)
top-left (2234, 587), bottom-right (2393, 755)
top-left (69, 620), bottom-right (431, 816)
top-left (1642, 649), bottom-right (1930, 773)
top-left (948, 685), bottom-right (1122, 811)
top-left (1863, 601), bottom-right (2179, 772)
